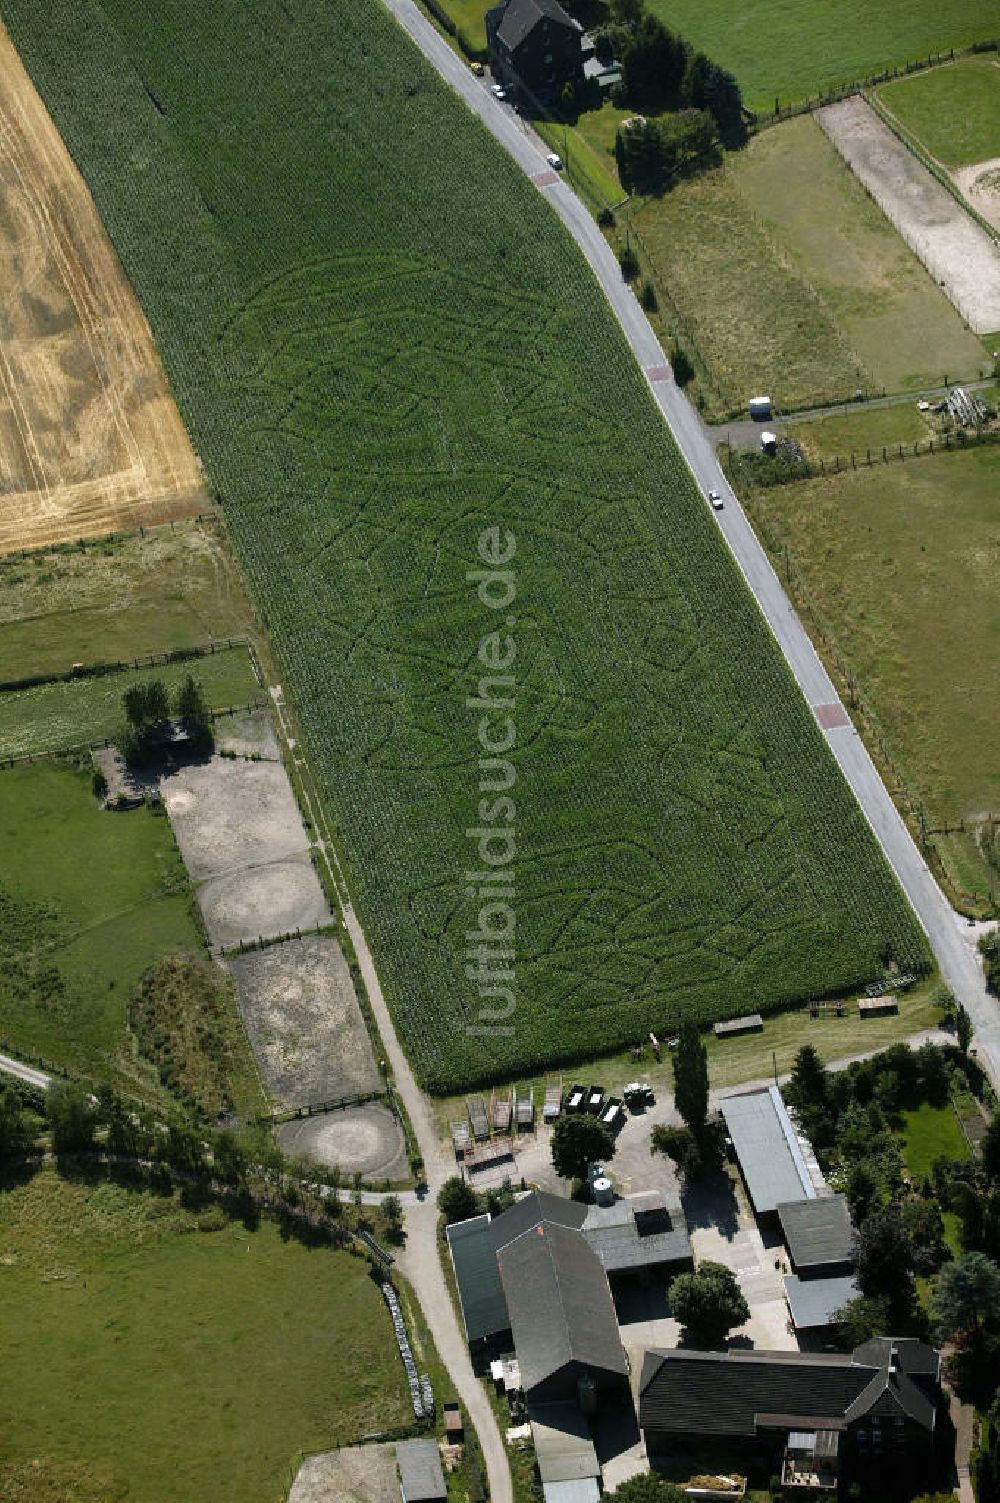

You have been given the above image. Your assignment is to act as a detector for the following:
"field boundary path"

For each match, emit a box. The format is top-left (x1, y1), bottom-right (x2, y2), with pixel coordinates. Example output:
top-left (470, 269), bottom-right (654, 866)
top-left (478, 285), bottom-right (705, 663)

top-left (381, 0), bottom-right (1000, 1094)
top-left (266, 687), bottom-right (511, 1503)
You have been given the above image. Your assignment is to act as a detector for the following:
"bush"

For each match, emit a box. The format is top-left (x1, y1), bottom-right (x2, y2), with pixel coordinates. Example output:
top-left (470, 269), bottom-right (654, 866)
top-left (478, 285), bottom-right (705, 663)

top-left (45, 1080), bottom-right (97, 1154)
top-left (640, 279), bottom-right (657, 312)
top-left (619, 243), bottom-right (639, 280)
top-left (438, 1175), bottom-right (478, 1224)
top-left (670, 345), bottom-right (694, 386)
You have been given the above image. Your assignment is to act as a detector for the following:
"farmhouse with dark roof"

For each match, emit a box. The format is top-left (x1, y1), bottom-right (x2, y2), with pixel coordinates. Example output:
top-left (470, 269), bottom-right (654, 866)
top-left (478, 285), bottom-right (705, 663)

top-left (486, 0), bottom-right (586, 103)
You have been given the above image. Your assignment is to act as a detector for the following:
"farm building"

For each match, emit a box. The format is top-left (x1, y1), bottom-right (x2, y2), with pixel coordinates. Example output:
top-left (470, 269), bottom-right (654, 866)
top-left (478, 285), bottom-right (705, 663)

top-left (784, 1273), bottom-right (860, 1335)
top-left (639, 1338), bottom-right (942, 1489)
top-left (446, 1214), bottom-right (511, 1351)
top-left (529, 1401), bottom-right (602, 1503)
top-left (486, 0), bottom-right (586, 103)
top-left (582, 1191), bottom-right (692, 1279)
top-left (721, 1086), bottom-right (825, 1222)
top-left (777, 1195), bottom-right (855, 1277)
top-left (396, 1438), bottom-right (447, 1502)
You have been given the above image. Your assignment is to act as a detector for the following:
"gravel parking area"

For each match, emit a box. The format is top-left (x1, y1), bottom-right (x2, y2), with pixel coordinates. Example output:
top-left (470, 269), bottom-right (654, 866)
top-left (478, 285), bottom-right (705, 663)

top-left (228, 932), bottom-right (381, 1109)
top-left (816, 97), bottom-right (1000, 335)
top-left (279, 1101), bottom-right (409, 1182)
top-left (288, 1442), bottom-right (398, 1503)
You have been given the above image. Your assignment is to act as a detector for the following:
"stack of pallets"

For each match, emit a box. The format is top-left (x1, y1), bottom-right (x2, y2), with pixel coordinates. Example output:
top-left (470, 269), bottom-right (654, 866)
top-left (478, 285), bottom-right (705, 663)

top-left (467, 1095), bottom-right (490, 1141)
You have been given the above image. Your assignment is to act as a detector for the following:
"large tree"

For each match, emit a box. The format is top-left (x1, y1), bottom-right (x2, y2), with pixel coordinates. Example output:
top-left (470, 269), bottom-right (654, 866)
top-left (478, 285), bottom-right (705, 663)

top-left (672, 1020), bottom-right (709, 1141)
top-left (856, 1211), bottom-right (914, 1300)
top-left (932, 1252), bottom-right (1000, 1342)
top-left (551, 1113), bottom-right (615, 1183)
top-left (45, 1081), bottom-right (97, 1155)
top-left (670, 1260), bottom-right (748, 1348)
top-left (982, 1114), bottom-right (1000, 1183)
top-left (437, 1174), bottom-right (479, 1224)
top-left (0, 1087), bottom-right (32, 1159)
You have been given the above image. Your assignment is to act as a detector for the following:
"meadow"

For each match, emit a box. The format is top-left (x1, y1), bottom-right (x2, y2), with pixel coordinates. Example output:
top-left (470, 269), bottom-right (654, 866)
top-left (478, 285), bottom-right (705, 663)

top-left (0, 1168), bottom-right (409, 1503)
top-left (0, 760), bottom-right (262, 1111)
top-left (631, 113), bottom-right (988, 415)
top-left (743, 442), bottom-right (1000, 906)
top-left (786, 404), bottom-right (934, 463)
top-left (877, 55), bottom-right (1000, 168)
top-left (2, 0), bottom-right (929, 1090)
top-left (0, 519), bottom-right (257, 683)
top-left (0, 645), bottom-right (260, 759)
top-left (641, 0), bottom-right (998, 113)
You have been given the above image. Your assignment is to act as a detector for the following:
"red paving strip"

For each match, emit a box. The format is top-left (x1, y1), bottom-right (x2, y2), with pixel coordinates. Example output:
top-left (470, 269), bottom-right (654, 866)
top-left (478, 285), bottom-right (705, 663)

top-left (531, 169), bottom-right (558, 187)
top-left (814, 701), bottom-right (851, 730)
top-left (646, 365), bottom-right (672, 383)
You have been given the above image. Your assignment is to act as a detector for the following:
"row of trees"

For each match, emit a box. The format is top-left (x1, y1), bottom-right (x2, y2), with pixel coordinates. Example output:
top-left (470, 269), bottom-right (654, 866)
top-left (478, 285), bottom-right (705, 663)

top-left (117, 673), bottom-right (213, 767)
top-left (596, 0), bottom-right (744, 144)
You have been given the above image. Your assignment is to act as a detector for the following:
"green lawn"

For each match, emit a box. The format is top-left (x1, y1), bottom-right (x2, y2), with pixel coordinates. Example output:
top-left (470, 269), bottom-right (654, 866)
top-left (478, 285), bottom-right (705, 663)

top-left (0, 645), bottom-right (259, 759)
top-left (632, 115), bottom-right (987, 415)
top-left (899, 1101), bottom-right (970, 1179)
top-left (878, 55), bottom-right (1000, 168)
top-left (641, 0), bottom-right (998, 113)
top-left (0, 760), bottom-right (260, 1106)
top-left (3, 0), bottom-right (929, 1091)
top-left (0, 1168), bottom-right (410, 1503)
top-left (788, 404), bottom-right (934, 463)
top-left (742, 443), bottom-right (1000, 904)
top-left (0, 519), bottom-right (257, 684)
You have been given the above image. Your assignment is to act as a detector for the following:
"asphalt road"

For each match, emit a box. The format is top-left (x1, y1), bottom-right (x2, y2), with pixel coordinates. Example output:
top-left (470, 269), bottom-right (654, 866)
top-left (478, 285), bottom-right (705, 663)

top-left (0, 1052), bottom-right (52, 1091)
top-left (383, 0), bottom-right (999, 1087)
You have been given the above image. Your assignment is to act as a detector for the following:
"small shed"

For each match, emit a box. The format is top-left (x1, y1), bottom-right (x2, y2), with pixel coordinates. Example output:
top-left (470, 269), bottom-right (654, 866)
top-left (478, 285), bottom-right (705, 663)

top-left (777, 1195), bottom-right (855, 1276)
top-left (783, 1273), bottom-right (859, 1332)
top-left (443, 1401), bottom-right (464, 1439)
top-left (714, 1013), bottom-right (763, 1038)
top-left (859, 995), bottom-right (898, 1017)
top-left (396, 1438), bottom-right (447, 1502)
top-left (748, 395), bottom-right (772, 420)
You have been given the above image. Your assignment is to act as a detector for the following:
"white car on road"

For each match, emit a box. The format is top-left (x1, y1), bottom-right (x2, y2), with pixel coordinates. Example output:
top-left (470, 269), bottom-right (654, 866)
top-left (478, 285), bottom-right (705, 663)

top-left (490, 83), bottom-right (507, 100)
top-left (708, 489), bottom-right (724, 510)
top-left (546, 152), bottom-right (564, 171)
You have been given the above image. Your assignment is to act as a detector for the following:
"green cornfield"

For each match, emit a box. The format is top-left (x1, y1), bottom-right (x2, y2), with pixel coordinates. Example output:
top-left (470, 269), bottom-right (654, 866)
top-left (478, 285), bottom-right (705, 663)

top-left (2, 0), bottom-right (929, 1089)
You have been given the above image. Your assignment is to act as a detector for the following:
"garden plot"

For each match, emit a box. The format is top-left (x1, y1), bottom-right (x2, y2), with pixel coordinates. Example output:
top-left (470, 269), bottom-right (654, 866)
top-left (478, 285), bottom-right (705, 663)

top-left (279, 1101), bottom-right (408, 1182)
top-left (161, 735), bottom-right (331, 948)
top-left (816, 96), bottom-right (1000, 334)
top-left (228, 933), bottom-right (382, 1109)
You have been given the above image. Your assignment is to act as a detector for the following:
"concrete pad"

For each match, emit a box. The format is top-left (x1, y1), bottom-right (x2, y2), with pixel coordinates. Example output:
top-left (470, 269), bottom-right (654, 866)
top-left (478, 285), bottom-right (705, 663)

top-left (197, 854), bottom-right (330, 948)
top-left (288, 1442), bottom-right (397, 1503)
top-left (228, 933), bottom-right (380, 1108)
top-left (279, 1101), bottom-right (409, 1183)
top-left (162, 756), bottom-right (311, 880)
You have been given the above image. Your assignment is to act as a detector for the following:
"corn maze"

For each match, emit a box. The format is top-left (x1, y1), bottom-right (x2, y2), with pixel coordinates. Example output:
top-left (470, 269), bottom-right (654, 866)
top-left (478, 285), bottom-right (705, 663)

top-left (3, 0), bottom-right (930, 1089)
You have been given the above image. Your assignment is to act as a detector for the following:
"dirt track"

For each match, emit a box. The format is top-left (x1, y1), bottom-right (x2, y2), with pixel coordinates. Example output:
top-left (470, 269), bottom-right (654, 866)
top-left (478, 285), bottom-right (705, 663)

top-left (0, 22), bottom-right (205, 555)
top-left (816, 96), bottom-right (1000, 336)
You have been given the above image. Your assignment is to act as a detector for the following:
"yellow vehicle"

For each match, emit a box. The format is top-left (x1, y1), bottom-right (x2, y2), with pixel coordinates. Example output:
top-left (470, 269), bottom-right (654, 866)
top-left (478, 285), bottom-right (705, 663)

top-left (470, 60), bottom-right (484, 76)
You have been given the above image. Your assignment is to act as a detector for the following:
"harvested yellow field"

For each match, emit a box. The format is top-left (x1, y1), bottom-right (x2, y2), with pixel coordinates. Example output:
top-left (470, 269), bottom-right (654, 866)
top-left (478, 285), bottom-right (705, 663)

top-left (0, 22), bottom-right (205, 555)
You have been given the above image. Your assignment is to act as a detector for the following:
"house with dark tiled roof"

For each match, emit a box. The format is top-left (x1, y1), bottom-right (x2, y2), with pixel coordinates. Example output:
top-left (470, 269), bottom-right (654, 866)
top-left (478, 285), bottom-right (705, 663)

top-left (485, 0), bottom-right (586, 104)
top-left (639, 1338), bottom-right (943, 1491)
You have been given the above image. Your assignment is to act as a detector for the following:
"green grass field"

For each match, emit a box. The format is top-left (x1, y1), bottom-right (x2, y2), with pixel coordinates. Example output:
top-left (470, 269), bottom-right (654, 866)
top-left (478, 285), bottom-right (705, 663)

top-left (878, 55), bottom-right (1000, 168)
top-left (0, 646), bottom-right (259, 759)
top-left (633, 114), bottom-right (988, 414)
top-left (899, 1101), bottom-right (970, 1179)
top-left (641, 1), bottom-right (998, 113)
top-left (0, 1168), bottom-right (409, 1502)
top-left (743, 443), bottom-right (1000, 904)
top-left (0, 520), bottom-right (257, 684)
top-left (3, 0), bottom-right (929, 1090)
top-left (787, 404), bottom-right (934, 463)
top-left (0, 760), bottom-right (262, 1111)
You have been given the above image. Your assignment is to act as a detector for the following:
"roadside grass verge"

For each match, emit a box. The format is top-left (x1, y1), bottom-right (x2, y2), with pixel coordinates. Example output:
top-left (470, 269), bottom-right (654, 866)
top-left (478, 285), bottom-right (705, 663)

top-left (876, 55), bottom-right (1000, 168)
top-left (741, 443), bottom-right (1000, 906)
top-left (0, 1166), bottom-right (409, 1503)
top-left (0, 519), bottom-right (257, 684)
top-left (0, 645), bottom-right (259, 760)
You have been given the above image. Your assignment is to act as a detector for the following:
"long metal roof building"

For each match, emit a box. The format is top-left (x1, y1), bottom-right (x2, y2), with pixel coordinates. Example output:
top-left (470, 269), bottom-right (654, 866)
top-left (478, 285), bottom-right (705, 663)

top-left (721, 1086), bottom-right (816, 1216)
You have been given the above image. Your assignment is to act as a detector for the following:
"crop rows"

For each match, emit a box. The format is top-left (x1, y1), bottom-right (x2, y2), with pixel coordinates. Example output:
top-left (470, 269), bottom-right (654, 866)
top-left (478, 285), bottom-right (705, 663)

top-left (3, 0), bottom-right (929, 1089)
